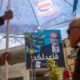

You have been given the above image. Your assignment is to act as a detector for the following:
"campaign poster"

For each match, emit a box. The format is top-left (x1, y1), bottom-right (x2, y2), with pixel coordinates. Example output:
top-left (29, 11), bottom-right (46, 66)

top-left (25, 30), bottom-right (65, 69)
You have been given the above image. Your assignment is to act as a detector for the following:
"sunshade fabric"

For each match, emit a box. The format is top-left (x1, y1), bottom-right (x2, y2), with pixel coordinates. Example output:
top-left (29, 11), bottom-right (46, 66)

top-left (0, 0), bottom-right (79, 34)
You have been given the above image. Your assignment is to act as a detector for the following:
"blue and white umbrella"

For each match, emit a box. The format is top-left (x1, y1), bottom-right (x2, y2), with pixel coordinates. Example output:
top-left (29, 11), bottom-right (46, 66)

top-left (0, 0), bottom-right (79, 34)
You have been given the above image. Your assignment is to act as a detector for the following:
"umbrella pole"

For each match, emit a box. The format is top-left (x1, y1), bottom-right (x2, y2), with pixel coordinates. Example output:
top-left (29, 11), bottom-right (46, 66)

top-left (4, 0), bottom-right (11, 80)
top-left (4, 20), bottom-right (10, 80)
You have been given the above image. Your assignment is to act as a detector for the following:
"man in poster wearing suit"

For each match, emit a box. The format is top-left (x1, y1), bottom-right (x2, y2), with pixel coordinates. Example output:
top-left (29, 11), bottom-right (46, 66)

top-left (40, 31), bottom-right (65, 67)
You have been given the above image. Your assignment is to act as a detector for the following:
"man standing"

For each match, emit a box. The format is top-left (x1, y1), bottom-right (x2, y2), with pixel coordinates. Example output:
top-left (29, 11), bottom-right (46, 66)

top-left (67, 17), bottom-right (80, 80)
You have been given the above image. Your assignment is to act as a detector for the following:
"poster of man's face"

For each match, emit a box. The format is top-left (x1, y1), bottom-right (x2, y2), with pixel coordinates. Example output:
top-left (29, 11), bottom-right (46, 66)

top-left (25, 30), bottom-right (65, 69)
top-left (50, 32), bottom-right (59, 46)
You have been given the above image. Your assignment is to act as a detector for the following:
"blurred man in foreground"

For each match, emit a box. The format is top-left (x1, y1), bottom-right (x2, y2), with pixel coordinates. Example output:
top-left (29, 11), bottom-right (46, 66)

top-left (0, 10), bottom-right (13, 26)
top-left (67, 17), bottom-right (80, 80)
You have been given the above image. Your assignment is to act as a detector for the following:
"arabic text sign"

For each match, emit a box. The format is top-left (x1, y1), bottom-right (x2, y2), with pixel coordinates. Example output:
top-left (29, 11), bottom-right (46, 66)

top-left (25, 30), bottom-right (65, 69)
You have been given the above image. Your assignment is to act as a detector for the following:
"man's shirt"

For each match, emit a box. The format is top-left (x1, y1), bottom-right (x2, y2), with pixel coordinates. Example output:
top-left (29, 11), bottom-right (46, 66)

top-left (52, 45), bottom-right (60, 53)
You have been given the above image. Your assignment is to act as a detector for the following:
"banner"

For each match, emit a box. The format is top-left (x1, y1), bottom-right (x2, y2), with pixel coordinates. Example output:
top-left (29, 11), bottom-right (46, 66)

top-left (25, 30), bottom-right (65, 69)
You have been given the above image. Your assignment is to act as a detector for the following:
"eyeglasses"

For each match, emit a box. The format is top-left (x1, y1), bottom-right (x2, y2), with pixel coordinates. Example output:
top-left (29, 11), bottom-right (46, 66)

top-left (67, 26), bottom-right (80, 34)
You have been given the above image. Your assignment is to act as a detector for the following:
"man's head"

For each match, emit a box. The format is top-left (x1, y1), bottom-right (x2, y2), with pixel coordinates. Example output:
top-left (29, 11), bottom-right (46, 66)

top-left (68, 17), bottom-right (80, 48)
top-left (50, 32), bottom-right (59, 46)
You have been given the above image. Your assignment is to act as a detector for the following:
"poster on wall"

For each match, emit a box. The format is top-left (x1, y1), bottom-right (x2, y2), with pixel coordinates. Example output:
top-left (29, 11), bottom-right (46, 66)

top-left (25, 30), bottom-right (65, 69)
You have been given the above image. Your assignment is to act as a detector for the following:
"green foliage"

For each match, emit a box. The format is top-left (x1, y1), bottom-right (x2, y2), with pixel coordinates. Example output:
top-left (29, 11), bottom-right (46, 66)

top-left (47, 58), bottom-right (61, 80)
